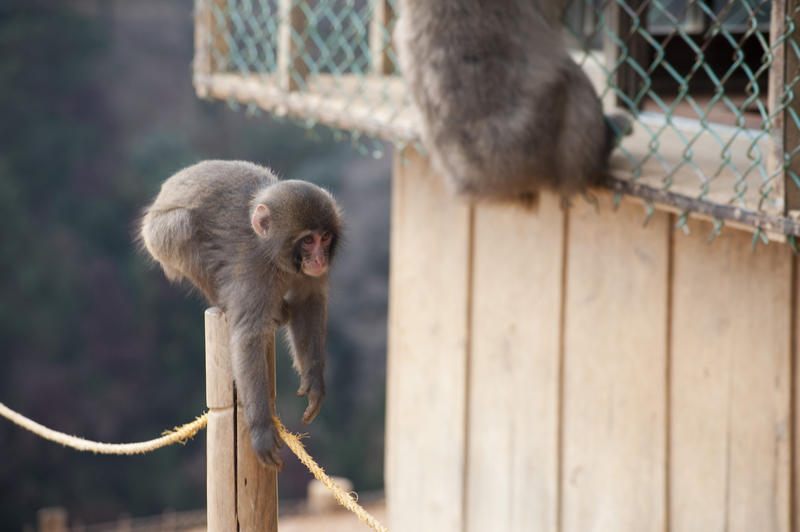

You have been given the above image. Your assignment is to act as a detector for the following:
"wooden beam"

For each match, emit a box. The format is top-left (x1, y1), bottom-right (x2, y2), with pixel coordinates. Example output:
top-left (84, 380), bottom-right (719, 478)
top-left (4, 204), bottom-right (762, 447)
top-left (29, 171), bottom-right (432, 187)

top-left (370, 0), bottom-right (396, 76)
top-left (193, 0), bottom-right (229, 97)
top-left (278, 0), bottom-right (309, 92)
top-left (603, 0), bottom-right (650, 110)
top-left (37, 508), bottom-right (67, 532)
top-left (784, 0), bottom-right (800, 213)
top-left (605, 176), bottom-right (800, 238)
top-left (768, 0), bottom-right (787, 211)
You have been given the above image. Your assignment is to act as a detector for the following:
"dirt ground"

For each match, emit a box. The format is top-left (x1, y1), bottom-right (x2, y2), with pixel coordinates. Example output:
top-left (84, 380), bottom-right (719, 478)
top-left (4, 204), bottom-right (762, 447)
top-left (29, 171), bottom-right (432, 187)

top-left (278, 502), bottom-right (387, 532)
top-left (184, 502), bottom-right (386, 532)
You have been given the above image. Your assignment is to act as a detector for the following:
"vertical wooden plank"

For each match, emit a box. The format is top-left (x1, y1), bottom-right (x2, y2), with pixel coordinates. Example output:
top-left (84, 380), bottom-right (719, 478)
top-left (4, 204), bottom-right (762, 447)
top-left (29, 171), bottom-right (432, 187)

top-left (385, 149), bottom-right (471, 532)
top-left (193, 0), bottom-right (229, 97)
top-left (603, 0), bottom-right (649, 110)
top-left (370, 0), bottom-right (396, 76)
top-left (206, 307), bottom-right (278, 532)
top-left (767, 0), bottom-right (787, 211)
top-left (205, 308), bottom-right (236, 532)
top-left (37, 508), bottom-right (67, 532)
top-left (794, 255), bottom-right (799, 532)
top-left (768, 0), bottom-right (800, 214)
top-left (278, 0), bottom-right (309, 92)
top-left (236, 335), bottom-right (279, 532)
top-left (671, 221), bottom-right (791, 532)
top-left (784, 1), bottom-right (800, 213)
top-left (466, 193), bottom-right (565, 532)
top-left (561, 193), bottom-right (668, 532)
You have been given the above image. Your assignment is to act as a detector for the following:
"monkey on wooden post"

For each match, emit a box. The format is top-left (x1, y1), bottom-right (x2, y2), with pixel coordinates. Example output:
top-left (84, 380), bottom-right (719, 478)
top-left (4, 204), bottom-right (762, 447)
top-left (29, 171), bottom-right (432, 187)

top-left (140, 160), bottom-right (342, 470)
top-left (394, 0), bottom-right (630, 203)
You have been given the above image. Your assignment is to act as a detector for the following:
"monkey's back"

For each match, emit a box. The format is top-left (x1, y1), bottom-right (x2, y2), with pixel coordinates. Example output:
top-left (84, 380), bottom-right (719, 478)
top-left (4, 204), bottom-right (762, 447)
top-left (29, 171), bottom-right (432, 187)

top-left (141, 160), bottom-right (279, 303)
top-left (395, 0), bottom-right (611, 200)
top-left (152, 160), bottom-right (276, 218)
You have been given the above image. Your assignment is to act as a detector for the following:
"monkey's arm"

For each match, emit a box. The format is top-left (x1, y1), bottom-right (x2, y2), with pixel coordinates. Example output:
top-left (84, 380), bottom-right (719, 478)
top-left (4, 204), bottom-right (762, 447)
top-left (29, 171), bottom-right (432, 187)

top-left (227, 308), bottom-right (284, 470)
top-left (285, 290), bottom-right (327, 424)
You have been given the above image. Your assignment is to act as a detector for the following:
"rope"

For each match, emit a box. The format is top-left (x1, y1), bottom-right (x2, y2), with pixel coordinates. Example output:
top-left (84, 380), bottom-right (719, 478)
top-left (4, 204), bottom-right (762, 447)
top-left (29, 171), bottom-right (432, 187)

top-left (0, 402), bottom-right (207, 454)
top-left (273, 417), bottom-right (390, 532)
top-left (0, 402), bottom-right (389, 532)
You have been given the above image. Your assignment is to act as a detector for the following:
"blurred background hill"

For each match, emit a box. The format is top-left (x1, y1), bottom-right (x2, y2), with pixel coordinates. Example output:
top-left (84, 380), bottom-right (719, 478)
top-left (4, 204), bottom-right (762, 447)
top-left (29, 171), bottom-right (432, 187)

top-left (0, 1), bottom-right (390, 529)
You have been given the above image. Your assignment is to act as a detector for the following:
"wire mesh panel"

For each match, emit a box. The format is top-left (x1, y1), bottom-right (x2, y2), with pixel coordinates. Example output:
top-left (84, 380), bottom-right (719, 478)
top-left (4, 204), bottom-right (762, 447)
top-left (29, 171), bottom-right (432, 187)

top-left (193, 0), bottom-right (800, 240)
top-left (194, 0), bottom-right (414, 143)
top-left (564, 0), bottom-right (800, 239)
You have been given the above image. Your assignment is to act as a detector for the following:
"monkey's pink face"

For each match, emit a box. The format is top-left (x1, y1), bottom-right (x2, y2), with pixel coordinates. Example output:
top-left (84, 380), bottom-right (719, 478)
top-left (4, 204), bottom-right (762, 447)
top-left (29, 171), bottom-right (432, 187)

top-left (299, 231), bottom-right (333, 277)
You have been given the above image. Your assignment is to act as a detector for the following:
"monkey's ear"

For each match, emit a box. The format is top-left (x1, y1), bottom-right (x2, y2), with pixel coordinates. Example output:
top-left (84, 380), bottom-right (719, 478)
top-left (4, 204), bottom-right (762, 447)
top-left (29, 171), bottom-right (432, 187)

top-left (251, 204), bottom-right (271, 239)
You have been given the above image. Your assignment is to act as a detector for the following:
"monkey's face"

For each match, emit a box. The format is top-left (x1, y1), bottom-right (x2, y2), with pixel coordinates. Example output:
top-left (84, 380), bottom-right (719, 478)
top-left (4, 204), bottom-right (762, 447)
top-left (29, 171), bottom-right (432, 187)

top-left (294, 230), bottom-right (333, 277)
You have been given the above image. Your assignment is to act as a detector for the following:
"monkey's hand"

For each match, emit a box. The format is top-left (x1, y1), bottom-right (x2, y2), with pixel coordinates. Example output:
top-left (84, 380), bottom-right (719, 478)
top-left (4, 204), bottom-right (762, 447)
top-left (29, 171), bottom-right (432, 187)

top-left (250, 423), bottom-right (285, 470)
top-left (297, 373), bottom-right (326, 424)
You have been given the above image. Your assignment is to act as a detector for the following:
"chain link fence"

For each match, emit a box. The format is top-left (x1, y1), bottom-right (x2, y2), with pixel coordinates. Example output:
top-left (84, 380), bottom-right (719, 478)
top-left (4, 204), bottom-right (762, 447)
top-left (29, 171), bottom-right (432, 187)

top-left (193, 0), bottom-right (800, 243)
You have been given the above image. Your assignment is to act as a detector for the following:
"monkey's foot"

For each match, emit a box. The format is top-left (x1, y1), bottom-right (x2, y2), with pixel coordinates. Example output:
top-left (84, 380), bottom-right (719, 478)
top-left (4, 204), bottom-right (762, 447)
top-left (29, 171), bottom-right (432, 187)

top-left (250, 423), bottom-right (285, 470)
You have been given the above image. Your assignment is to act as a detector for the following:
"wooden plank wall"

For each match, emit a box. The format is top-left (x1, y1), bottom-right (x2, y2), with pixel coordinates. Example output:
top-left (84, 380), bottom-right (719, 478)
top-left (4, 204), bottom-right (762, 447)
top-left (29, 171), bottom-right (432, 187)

top-left (386, 149), bottom-right (797, 532)
top-left (385, 149), bottom-right (472, 532)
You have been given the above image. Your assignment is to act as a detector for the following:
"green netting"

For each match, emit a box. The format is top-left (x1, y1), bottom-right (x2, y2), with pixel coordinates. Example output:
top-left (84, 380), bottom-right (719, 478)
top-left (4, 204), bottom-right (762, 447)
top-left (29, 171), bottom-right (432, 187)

top-left (193, 0), bottom-right (800, 239)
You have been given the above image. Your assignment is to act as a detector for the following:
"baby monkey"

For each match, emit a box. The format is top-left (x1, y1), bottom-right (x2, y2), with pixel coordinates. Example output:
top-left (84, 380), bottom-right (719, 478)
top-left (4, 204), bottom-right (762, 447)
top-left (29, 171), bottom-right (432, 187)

top-left (140, 160), bottom-right (342, 470)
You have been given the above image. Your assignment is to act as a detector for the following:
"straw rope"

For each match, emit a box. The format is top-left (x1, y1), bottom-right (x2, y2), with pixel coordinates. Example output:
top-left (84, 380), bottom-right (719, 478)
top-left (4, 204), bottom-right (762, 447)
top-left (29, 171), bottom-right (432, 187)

top-left (0, 402), bottom-right (207, 454)
top-left (0, 403), bottom-right (389, 532)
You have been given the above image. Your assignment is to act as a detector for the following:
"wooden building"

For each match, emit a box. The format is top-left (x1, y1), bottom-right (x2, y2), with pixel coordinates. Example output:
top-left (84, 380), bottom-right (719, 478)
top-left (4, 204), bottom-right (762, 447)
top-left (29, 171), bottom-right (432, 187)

top-left (193, 1), bottom-right (800, 530)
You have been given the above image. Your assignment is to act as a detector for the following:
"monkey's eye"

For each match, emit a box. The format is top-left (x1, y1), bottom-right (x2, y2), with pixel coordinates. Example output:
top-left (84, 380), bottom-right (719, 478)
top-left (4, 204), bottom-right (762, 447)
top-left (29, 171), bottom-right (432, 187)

top-left (302, 235), bottom-right (315, 245)
top-left (321, 231), bottom-right (332, 243)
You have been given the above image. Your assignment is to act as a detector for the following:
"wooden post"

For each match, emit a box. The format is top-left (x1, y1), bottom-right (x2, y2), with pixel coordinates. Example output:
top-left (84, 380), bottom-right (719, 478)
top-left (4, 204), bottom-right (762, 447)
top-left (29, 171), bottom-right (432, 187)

top-left (603, 0), bottom-right (649, 110)
top-left (370, 0), bottom-right (396, 76)
top-left (205, 307), bottom-right (278, 532)
top-left (278, 0), bottom-right (309, 92)
top-left (194, 0), bottom-right (229, 98)
top-left (36, 508), bottom-right (67, 532)
top-left (768, 0), bottom-right (800, 214)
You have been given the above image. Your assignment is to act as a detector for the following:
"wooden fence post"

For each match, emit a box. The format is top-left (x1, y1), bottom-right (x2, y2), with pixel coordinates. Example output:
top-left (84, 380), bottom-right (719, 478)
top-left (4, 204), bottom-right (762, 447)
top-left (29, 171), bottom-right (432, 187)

top-left (278, 0), bottom-right (309, 92)
top-left (205, 307), bottom-right (278, 532)
top-left (370, 0), bottom-right (396, 76)
top-left (36, 507), bottom-right (67, 532)
top-left (193, 0), bottom-right (229, 98)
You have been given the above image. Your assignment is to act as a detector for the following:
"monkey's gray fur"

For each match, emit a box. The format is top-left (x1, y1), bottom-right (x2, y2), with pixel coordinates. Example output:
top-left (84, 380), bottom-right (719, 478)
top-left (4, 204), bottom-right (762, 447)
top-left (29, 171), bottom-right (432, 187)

top-left (395, 0), bottom-right (627, 201)
top-left (140, 160), bottom-right (342, 469)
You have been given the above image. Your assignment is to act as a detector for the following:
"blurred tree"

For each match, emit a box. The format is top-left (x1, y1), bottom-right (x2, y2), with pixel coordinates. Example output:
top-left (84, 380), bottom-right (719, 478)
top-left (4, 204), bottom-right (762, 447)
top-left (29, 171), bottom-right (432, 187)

top-left (0, 1), bottom-right (389, 530)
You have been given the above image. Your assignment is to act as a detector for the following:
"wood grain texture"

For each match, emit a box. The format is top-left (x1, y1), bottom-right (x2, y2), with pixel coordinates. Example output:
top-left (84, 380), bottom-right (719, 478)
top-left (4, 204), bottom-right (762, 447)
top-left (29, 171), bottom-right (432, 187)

top-left (369, 0), bottom-right (396, 75)
top-left (561, 192), bottom-right (669, 532)
top-left (465, 192), bottom-right (565, 532)
top-left (385, 148), bottom-right (472, 532)
top-left (278, 0), bottom-right (309, 92)
top-left (671, 220), bottom-right (792, 532)
top-left (206, 410), bottom-right (236, 532)
top-left (236, 332), bottom-right (279, 532)
top-left (785, 0), bottom-right (800, 213)
top-left (794, 255), bottom-right (799, 532)
top-left (768, 0), bottom-right (787, 209)
top-left (193, 0), bottom-right (229, 98)
top-left (205, 308), bottom-right (234, 409)
top-left (205, 308), bottom-right (237, 532)
top-left (205, 308), bottom-right (277, 532)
